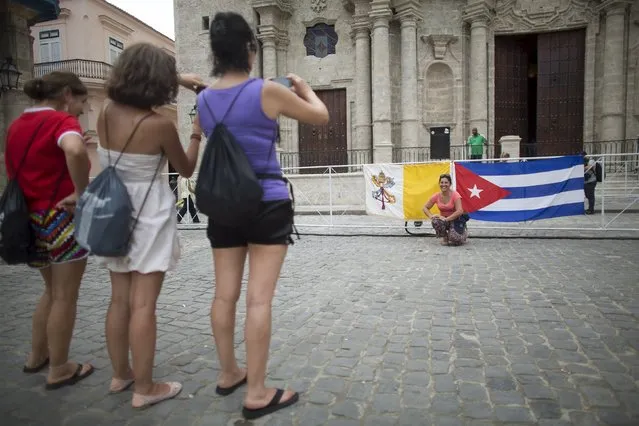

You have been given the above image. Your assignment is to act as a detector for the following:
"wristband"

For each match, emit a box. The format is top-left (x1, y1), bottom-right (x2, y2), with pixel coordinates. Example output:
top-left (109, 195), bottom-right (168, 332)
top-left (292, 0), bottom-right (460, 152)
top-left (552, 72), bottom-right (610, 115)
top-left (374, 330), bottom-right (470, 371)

top-left (190, 133), bottom-right (202, 141)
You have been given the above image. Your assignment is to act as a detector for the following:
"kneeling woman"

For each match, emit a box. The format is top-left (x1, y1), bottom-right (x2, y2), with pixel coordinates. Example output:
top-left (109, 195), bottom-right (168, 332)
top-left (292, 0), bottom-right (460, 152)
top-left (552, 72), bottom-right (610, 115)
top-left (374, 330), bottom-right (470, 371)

top-left (422, 174), bottom-right (468, 246)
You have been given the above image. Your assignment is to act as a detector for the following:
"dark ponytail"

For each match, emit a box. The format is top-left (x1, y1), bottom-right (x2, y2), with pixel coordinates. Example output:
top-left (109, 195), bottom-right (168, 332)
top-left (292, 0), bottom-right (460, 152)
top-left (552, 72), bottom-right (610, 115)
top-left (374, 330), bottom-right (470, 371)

top-left (209, 12), bottom-right (257, 77)
top-left (22, 71), bottom-right (87, 101)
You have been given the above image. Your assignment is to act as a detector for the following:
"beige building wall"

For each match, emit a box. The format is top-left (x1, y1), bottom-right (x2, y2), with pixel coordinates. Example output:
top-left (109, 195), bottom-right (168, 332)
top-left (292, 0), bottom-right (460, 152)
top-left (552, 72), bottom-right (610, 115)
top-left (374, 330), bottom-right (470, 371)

top-left (175, 0), bottom-right (638, 166)
top-left (30, 0), bottom-right (177, 177)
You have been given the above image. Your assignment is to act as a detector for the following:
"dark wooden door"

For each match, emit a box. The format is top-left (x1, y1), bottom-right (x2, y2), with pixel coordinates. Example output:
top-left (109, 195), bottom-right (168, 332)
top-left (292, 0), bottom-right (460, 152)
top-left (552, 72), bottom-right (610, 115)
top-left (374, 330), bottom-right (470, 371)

top-left (494, 36), bottom-right (529, 158)
top-left (536, 29), bottom-right (585, 156)
top-left (430, 127), bottom-right (451, 159)
top-left (298, 89), bottom-right (347, 174)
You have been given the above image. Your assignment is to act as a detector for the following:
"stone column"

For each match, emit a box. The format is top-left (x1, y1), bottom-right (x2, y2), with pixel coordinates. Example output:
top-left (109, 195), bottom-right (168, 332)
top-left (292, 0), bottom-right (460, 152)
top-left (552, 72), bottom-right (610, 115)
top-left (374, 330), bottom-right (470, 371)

top-left (369, 0), bottom-right (393, 163)
top-left (397, 5), bottom-right (421, 150)
top-left (469, 18), bottom-right (489, 136)
top-left (276, 32), bottom-right (294, 154)
top-left (600, 2), bottom-right (629, 142)
top-left (351, 17), bottom-right (372, 155)
top-left (258, 28), bottom-right (278, 80)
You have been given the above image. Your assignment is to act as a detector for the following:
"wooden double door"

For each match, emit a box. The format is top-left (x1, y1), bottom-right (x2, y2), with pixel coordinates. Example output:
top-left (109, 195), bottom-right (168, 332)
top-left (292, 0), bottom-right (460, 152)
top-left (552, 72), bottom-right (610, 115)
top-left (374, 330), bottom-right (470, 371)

top-left (298, 89), bottom-right (347, 173)
top-left (494, 29), bottom-right (585, 157)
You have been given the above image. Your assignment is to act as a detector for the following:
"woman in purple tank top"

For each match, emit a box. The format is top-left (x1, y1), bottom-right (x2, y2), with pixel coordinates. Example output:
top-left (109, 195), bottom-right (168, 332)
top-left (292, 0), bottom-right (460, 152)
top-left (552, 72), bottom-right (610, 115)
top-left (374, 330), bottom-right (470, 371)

top-left (198, 11), bottom-right (328, 420)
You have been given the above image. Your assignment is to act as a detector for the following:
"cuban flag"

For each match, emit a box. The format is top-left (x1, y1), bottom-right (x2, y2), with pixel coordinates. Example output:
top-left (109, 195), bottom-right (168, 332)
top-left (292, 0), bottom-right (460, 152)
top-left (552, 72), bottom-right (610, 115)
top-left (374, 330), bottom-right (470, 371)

top-left (454, 155), bottom-right (585, 222)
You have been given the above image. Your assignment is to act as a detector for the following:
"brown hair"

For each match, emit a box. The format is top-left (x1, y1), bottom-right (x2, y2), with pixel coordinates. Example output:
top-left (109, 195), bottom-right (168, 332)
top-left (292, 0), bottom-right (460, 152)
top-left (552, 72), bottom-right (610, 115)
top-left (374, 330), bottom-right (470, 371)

top-left (439, 173), bottom-right (452, 184)
top-left (106, 43), bottom-right (178, 109)
top-left (23, 71), bottom-right (87, 101)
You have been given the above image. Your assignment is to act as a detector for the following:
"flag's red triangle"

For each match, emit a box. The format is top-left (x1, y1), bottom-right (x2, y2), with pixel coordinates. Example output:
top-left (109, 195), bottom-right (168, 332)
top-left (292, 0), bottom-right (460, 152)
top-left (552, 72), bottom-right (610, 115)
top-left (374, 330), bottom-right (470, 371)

top-left (454, 163), bottom-right (511, 213)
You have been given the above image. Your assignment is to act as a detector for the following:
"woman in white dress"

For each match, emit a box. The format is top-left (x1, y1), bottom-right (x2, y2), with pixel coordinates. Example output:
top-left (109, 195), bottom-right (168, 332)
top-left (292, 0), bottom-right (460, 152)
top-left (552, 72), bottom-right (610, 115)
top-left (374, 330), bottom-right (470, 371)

top-left (96, 43), bottom-right (204, 409)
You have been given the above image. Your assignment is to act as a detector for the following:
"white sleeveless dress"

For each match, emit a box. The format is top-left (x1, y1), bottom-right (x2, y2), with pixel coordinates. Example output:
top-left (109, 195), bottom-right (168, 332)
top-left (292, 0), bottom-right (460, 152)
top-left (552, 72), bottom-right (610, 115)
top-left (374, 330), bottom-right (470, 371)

top-left (96, 147), bottom-right (181, 274)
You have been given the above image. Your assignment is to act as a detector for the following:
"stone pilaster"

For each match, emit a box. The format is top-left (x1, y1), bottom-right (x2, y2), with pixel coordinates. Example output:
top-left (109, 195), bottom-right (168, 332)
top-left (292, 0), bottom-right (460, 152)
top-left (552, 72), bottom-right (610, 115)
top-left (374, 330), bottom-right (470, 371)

top-left (396, 2), bottom-right (422, 150)
top-left (599, 1), bottom-right (632, 142)
top-left (351, 15), bottom-right (372, 153)
top-left (257, 26), bottom-right (278, 79)
top-left (463, 2), bottom-right (493, 138)
top-left (252, 1), bottom-right (292, 80)
top-left (276, 30), bottom-right (288, 76)
top-left (369, 0), bottom-right (393, 163)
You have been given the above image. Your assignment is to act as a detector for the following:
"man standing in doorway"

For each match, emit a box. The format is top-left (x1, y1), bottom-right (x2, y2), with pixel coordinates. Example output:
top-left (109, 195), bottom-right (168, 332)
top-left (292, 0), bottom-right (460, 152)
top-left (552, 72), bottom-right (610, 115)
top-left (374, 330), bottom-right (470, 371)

top-left (467, 128), bottom-right (488, 160)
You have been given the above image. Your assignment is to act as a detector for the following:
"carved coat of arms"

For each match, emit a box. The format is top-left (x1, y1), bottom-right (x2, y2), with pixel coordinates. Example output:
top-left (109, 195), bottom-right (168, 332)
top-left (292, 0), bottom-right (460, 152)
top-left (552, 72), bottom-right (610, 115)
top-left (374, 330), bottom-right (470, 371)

top-left (311, 0), bottom-right (328, 13)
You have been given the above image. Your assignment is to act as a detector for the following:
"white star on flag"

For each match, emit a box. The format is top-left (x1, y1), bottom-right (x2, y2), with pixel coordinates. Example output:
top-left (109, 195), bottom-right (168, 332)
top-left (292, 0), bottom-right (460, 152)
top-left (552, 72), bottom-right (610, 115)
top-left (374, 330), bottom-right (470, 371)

top-left (468, 184), bottom-right (483, 198)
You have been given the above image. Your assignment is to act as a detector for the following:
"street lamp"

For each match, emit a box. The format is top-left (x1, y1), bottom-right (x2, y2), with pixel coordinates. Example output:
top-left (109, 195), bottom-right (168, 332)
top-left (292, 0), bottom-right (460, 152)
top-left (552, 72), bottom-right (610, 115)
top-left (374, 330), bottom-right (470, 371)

top-left (0, 57), bottom-right (22, 98)
top-left (188, 104), bottom-right (197, 123)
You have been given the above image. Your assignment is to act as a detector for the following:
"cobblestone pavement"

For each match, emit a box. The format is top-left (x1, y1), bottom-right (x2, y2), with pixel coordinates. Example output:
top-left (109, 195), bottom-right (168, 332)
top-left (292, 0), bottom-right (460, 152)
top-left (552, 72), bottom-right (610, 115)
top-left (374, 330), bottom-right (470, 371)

top-left (1, 232), bottom-right (639, 425)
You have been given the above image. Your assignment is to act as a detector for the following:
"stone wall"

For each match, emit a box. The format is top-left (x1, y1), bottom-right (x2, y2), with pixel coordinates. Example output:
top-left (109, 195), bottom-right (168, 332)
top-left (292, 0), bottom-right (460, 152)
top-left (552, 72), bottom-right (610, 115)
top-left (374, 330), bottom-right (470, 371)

top-left (628, 3), bottom-right (639, 140)
top-left (417, 0), bottom-right (467, 146)
top-left (1, 3), bottom-right (38, 189)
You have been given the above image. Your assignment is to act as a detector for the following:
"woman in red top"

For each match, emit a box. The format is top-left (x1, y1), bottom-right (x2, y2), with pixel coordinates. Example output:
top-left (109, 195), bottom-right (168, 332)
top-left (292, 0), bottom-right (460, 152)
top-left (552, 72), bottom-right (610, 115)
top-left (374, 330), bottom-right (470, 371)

top-left (5, 71), bottom-right (94, 388)
top-left (422, 173), bottom-right (468, 246)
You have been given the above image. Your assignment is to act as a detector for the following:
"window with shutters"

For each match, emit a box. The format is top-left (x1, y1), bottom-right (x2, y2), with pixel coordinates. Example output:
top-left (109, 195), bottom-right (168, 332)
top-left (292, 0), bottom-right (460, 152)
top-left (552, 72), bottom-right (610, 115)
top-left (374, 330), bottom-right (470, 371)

top-left (108, 37), bottom-right (124, 64)
top-left (39, 29), bottom-right (62, 63)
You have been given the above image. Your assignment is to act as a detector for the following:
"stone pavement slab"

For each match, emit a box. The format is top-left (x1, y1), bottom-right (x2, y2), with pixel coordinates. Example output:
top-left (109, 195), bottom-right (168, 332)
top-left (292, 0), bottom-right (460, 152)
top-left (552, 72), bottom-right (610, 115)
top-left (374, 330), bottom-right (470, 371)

top-left (1, 232), bottom-right (639, 425)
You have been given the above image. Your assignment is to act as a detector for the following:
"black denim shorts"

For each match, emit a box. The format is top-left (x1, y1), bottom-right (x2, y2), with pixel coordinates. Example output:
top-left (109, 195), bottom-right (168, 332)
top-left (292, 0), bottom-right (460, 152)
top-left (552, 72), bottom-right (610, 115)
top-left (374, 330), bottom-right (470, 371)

top-left (206, 200), bottom-right (294, 248)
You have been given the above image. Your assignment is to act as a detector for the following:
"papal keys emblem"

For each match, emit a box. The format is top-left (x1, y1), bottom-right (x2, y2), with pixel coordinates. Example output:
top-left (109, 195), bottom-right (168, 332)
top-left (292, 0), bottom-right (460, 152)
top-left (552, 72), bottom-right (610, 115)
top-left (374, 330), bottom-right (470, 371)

top-left (371, 171), bottom-right (396, 210)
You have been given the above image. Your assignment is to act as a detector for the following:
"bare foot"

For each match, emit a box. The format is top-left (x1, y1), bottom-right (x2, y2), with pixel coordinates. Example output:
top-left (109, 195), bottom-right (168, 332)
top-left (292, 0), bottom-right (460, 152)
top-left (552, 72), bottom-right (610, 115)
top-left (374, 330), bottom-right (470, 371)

top-left (48, 362), bottom-right (92, 383)
top-left (110, 369), bottom-right (135, 393)
top-left (136, 382), bottom-right (172, 396)
top-left (244, 387), bottom-right (297, 410)
top-left (24, 353), bottom-right (48, 370)
top-left (132, 381), bottom-right (182, 409)
top-left (217, 367), bottom-right (246, 388)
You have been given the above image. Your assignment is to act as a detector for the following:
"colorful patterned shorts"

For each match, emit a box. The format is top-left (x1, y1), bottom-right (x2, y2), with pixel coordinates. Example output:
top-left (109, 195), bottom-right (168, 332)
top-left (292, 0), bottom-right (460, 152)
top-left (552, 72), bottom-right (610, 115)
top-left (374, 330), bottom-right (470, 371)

top-left (431, 217), bottom-right (468, 246)
top-left (28, 209), bottom-right (89, 269)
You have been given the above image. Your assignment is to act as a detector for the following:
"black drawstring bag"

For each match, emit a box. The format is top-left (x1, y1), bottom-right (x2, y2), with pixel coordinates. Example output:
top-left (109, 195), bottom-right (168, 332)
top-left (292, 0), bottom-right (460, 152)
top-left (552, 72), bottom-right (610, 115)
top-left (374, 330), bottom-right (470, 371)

top-left (195, 81), bottom-right (287, 227)
top-left (0, 118), bottom-right (59, 265)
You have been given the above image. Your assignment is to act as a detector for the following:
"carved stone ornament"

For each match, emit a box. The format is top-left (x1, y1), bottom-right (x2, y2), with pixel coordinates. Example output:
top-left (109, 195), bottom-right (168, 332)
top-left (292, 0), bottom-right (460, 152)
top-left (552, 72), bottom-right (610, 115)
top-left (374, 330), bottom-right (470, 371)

top-left (421, 34), bottom-right (458, 60)
top-left (311, 0), bottom-right (328, 13)
top-left (493, 0), bottom-right (597, 34)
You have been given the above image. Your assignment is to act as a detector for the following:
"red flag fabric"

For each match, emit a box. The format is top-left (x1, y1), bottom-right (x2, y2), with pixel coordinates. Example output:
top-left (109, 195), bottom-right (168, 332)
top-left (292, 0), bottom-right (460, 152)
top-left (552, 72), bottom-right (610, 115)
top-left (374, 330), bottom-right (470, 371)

top-left (454, 163), bottom-right (511, 213)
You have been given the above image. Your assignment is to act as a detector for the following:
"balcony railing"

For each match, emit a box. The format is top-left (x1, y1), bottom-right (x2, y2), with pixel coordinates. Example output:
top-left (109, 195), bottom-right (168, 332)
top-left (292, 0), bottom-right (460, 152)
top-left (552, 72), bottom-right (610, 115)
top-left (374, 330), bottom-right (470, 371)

top-left (34, 59), bottom-right (113, 80)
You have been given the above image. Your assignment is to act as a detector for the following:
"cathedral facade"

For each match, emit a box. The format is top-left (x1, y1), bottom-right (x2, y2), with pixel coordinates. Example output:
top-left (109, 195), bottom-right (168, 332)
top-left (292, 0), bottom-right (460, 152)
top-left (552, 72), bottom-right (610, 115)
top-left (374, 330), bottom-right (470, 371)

top-left (174, 0), bottom-right (639, 167)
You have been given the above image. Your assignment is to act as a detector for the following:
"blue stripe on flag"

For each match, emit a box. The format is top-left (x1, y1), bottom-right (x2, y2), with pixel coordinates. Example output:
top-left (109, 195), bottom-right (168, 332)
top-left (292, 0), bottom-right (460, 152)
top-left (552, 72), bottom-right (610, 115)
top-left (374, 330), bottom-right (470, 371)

top-left (458, 155), bottom-right (583, 176)
top-left (469, 202), bottom-right (584, 222)
top-left (503, 177), bottom-right (584, 199)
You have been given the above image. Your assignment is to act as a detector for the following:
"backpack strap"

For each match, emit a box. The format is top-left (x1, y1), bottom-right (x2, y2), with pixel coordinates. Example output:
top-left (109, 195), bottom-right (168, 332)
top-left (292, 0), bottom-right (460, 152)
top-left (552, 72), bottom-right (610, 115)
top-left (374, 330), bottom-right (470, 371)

top-left (6, 116), bottom-right (49, 177)
top-left (103, 102), bottom-right (154, 167)
top-left (7, 116), bottom-right (71, 211)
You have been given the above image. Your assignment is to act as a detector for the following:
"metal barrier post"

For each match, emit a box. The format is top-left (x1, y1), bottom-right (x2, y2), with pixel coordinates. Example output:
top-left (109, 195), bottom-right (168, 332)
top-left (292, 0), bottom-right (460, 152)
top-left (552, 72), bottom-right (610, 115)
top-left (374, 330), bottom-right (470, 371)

top-left (328, 167), bottom-right (334, 226)
top-left (601, 156), bottom-right (605, 228)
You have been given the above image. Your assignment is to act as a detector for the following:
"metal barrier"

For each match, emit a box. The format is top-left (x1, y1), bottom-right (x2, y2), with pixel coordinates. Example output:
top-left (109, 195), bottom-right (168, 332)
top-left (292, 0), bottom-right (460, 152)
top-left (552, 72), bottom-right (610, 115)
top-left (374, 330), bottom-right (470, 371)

top-left (170, 152), bottom-right (639, 234)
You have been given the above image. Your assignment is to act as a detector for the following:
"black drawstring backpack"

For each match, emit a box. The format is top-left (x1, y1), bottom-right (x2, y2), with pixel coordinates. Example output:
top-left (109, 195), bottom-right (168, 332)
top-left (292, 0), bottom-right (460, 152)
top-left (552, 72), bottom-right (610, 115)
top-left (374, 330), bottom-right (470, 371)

top-left (195, 81), bottom-right (290, 227)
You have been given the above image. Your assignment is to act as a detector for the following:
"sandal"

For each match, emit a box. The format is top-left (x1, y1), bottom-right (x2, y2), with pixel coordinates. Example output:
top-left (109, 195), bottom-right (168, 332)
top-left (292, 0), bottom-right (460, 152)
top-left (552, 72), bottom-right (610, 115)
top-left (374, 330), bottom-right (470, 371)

top-left (242, 389), bottom-right (299, 420)
top-left (45, 363), bottom-right (94, 390)
top-left (23, 357), bottom-right (49, 373)
top-left (132, 382), bottom-right (182, 410)
top-left (216, 376), bottom-right (247, 396)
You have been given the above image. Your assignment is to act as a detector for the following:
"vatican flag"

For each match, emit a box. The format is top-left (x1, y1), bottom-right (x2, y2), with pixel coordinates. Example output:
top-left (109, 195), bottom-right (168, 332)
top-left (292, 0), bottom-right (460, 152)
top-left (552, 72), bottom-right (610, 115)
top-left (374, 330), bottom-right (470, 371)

top-left (364, 162), bottom-right (451, 220)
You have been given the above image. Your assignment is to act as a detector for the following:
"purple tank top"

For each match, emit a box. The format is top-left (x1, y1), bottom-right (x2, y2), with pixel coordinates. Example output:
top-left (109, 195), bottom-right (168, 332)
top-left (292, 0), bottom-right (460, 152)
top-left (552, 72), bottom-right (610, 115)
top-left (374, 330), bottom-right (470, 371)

top-left (197, 78), bottom-right (289, 201)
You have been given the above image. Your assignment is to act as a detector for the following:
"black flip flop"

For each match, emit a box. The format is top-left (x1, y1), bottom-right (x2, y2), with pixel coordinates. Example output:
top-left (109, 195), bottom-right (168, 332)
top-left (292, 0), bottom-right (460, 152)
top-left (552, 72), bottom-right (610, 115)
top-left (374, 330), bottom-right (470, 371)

top-left (23, 357), bottom-right (49, 373)
top-left (242, 389), bottom-right (299, 420)
top-left (215, 376), bottom-right (247, 396)
top-left (45, 364), bottom-right (95, 390)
